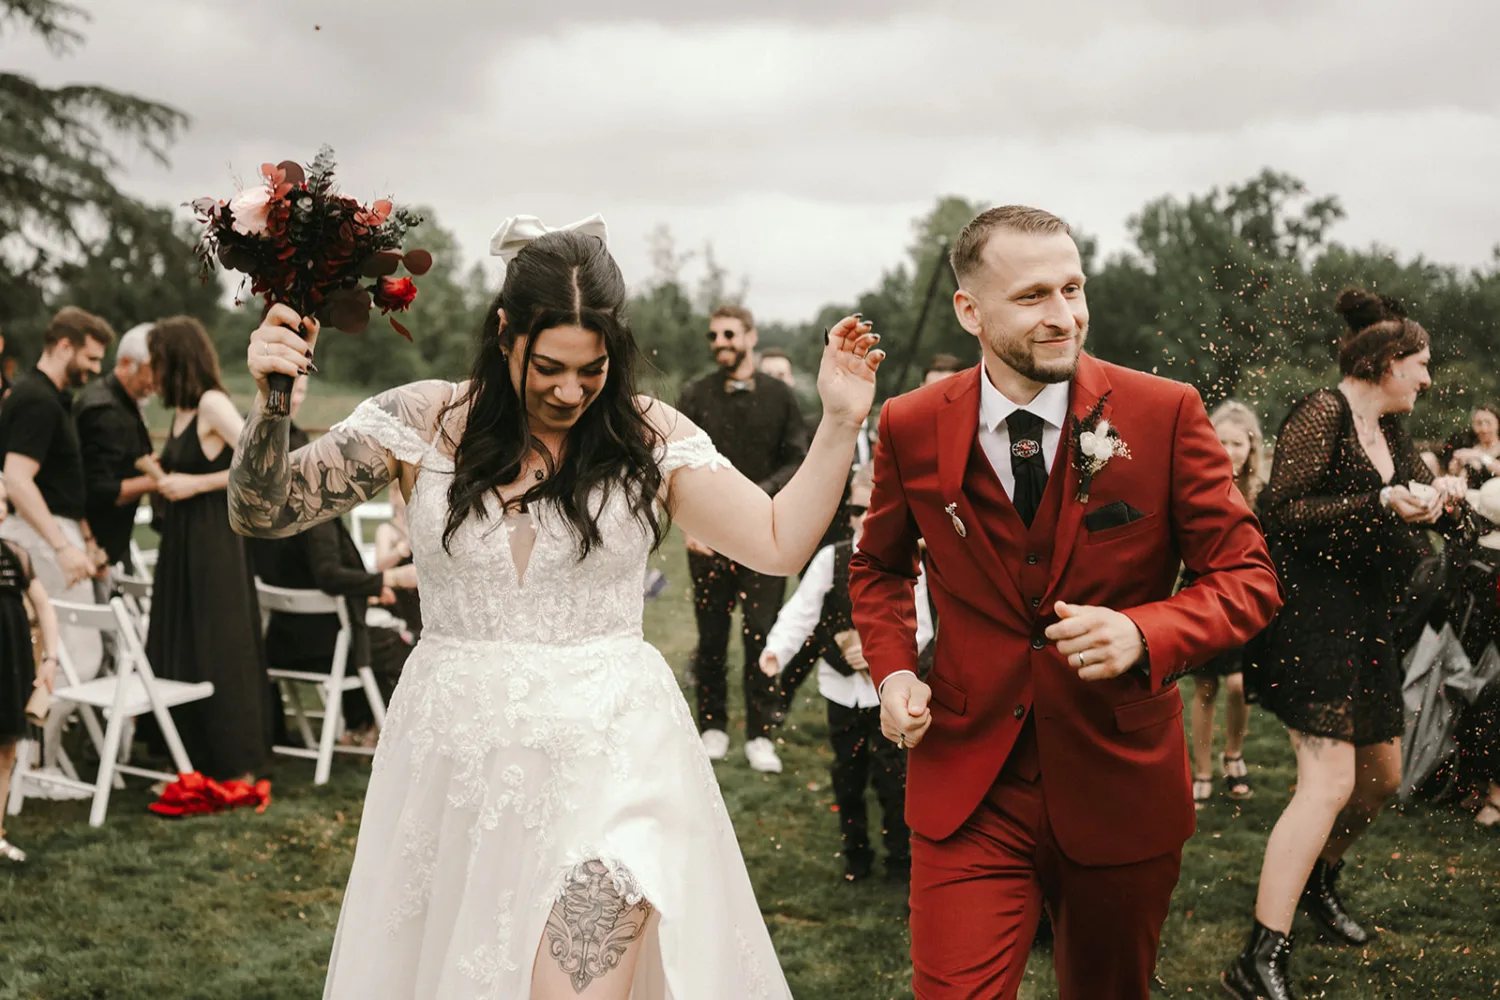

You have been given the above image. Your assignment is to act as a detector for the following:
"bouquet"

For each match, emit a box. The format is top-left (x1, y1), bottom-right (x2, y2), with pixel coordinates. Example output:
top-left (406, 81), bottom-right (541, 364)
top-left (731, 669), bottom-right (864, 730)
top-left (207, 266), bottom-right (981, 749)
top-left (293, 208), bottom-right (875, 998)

top-left (191, 146), bottom-right (432, 415)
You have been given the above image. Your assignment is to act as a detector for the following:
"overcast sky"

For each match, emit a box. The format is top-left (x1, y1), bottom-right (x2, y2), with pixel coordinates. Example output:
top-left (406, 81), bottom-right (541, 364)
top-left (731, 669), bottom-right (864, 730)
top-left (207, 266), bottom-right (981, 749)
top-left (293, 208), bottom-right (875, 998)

top-left (7, 0), bottom-right (1498, 322)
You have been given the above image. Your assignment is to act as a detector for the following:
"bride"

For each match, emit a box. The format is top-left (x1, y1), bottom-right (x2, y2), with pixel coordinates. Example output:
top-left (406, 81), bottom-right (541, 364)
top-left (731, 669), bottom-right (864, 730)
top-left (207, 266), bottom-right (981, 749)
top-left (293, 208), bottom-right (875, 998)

top-left (227, 219), bottom-right (883, 1000)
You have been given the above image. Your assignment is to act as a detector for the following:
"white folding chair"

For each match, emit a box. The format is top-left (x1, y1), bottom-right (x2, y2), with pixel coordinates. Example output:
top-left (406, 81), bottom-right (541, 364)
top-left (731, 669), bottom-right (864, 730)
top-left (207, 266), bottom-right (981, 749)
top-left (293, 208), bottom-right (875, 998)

top-left (258, 581), bottom-right (386, 785)
top-left (8, 597), bottom-right (213, 826)
top-left (113, 573), bottom-right (153, 644)
top-left (348, 500), bottom-right (392, 571)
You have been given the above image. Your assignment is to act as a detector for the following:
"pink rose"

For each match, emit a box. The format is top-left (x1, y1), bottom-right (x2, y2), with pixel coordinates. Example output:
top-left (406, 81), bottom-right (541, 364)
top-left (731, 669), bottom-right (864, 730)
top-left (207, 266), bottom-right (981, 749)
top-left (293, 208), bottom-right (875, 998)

top-left (228, 184), bottom-right (273, 236)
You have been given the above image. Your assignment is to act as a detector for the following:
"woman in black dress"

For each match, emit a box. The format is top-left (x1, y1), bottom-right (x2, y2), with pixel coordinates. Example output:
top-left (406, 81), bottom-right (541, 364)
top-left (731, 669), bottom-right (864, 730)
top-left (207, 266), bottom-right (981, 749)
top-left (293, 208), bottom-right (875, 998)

top-left (145, 317), bottom-right (269, 781)
top-left (1441, 403), bottom-right (1500, 488)
top-left (1190, 400), bottom-right (1266, 809)
top-left (0, 477), bottom-right (62, 863)
top-left (1223, 290), bottom-right (1473, 998)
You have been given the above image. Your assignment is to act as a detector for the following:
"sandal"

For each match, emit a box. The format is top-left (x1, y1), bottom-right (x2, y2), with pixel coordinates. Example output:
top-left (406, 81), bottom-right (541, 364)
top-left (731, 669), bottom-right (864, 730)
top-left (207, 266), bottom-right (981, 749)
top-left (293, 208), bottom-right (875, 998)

top-left (1193, 775), bottom-right (1214, 810)
top-left (0, 835), bottom-right (26, 863)
top-left (1223, 753), bottom-right (1254, 800)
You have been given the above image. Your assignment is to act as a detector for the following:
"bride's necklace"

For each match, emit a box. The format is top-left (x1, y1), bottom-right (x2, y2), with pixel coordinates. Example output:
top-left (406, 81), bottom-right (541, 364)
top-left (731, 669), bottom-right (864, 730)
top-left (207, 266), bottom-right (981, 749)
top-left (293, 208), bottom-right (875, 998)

top-left (516, 467), bottom-right (546, 514)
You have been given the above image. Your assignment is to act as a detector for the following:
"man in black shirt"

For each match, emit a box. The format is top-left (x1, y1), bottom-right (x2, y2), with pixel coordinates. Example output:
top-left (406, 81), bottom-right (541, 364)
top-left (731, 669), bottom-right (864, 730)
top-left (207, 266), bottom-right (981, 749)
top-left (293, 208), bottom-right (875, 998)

top-left (677, 304), bottom-right (808, 773)
top-left (0, 306), bottom-right (114, 684)
top-left (74, 323), bottom-right (158, 571)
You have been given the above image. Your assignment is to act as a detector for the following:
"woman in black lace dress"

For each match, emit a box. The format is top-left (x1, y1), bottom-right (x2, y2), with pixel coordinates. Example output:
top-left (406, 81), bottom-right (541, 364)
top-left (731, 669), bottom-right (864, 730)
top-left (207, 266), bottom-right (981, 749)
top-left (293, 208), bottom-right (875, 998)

top-left (1223, 290), bottom-right (1472, 999)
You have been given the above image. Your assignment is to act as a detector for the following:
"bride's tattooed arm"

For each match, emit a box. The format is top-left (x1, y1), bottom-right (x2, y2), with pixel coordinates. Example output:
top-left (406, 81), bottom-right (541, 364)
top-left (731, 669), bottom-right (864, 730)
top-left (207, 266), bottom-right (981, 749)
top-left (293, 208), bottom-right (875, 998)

top-left (227, 384), bottom-right (444, 538)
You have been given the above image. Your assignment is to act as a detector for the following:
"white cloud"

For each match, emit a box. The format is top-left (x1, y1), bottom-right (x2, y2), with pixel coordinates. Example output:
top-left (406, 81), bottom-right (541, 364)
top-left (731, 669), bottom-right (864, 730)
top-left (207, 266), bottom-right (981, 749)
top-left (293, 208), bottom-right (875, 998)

top-left (3, 0), bottom-right (1495, 323)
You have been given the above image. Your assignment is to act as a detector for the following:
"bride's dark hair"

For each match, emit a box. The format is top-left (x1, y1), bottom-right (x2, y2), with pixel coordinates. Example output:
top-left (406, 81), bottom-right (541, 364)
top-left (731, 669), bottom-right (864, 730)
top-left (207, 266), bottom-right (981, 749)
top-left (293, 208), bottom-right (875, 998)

top-left (440, 230), bottom-right (664, 557)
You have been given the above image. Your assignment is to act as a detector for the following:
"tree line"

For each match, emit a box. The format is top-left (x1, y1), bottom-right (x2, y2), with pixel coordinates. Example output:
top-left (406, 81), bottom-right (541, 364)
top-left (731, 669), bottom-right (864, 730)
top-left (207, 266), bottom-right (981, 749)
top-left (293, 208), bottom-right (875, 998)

top-left (4, 1), bottom-right (1496, 444)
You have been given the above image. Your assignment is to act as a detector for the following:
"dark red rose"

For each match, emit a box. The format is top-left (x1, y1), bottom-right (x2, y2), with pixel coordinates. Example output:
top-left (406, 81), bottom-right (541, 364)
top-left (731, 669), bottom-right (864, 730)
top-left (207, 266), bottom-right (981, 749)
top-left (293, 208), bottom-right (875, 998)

top-left (372, 276), bottom-right (418, 312)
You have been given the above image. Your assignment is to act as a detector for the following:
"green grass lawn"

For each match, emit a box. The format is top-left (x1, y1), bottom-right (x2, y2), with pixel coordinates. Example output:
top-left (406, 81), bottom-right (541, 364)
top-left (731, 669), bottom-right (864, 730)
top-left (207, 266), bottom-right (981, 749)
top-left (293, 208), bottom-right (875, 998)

top-left (2, 531), bottom-right (1498, 998)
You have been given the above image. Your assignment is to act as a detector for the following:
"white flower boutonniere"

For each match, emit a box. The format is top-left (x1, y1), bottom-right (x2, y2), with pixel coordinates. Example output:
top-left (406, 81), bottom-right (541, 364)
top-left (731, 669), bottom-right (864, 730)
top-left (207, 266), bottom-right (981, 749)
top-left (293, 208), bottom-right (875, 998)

top-left (1071, 395), bottom-right (1130, 503)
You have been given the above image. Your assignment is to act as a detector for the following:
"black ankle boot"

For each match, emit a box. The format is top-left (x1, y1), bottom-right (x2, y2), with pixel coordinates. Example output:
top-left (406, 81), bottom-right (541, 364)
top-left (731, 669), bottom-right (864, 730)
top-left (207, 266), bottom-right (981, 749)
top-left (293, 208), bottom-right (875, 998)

top-left (1299, 859), bottom-right (1369, 945)
top-left (1221, 920), bottom-right (1297, 1000)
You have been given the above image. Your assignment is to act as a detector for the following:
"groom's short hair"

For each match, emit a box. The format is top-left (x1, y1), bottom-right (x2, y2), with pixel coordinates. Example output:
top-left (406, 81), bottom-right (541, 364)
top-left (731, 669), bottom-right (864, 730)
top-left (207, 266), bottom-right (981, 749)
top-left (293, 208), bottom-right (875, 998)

top-left (950, 206), bottom-right (1070, 285)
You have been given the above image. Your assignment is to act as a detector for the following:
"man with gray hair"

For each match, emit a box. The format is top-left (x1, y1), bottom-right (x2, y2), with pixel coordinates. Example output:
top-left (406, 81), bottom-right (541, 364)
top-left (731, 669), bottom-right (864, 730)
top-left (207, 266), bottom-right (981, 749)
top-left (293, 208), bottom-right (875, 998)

top-left (74, 321), bottom-right (157, 570)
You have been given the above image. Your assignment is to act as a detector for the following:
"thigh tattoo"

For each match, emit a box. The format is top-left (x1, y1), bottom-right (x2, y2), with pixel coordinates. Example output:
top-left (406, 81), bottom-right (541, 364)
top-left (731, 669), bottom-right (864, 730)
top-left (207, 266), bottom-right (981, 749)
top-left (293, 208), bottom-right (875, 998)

top-left (546, 860), bottom-right (653, 994)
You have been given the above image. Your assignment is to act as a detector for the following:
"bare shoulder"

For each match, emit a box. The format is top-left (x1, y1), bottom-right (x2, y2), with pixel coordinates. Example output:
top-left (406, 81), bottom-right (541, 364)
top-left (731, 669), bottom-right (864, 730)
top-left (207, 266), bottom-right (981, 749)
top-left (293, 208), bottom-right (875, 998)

top-left (635, 395), bottom-right (698, 445)
top-left (198, 388), bottom-right (239, 417)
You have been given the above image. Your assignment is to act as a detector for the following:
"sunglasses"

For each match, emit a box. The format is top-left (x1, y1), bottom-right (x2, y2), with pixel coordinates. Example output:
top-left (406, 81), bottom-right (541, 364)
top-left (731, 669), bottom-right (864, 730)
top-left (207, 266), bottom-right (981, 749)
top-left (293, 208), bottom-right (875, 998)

top-left (706, 330), bottom-right (739, 343)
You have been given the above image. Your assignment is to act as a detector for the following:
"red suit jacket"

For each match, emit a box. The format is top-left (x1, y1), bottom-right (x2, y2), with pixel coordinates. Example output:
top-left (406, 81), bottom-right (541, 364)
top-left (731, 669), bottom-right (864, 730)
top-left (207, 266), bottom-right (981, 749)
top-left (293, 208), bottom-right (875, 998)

top-left (850, 355), bottom-right (1282, 866)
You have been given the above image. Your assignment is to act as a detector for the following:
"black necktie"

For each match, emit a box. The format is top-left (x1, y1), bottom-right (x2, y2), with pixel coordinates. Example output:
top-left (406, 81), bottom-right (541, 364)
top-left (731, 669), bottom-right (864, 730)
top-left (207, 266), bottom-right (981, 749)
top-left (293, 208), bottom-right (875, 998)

top-left (1006, 410), bottom-right (1048, 527)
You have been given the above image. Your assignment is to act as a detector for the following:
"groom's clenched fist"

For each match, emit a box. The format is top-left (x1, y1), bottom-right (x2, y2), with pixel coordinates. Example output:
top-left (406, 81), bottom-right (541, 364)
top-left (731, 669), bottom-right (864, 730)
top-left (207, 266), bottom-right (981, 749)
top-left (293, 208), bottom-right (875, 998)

top-left (880, 672), bottom-right (932, 749)
top-left (1045, 601), bottom-right (1146, 681)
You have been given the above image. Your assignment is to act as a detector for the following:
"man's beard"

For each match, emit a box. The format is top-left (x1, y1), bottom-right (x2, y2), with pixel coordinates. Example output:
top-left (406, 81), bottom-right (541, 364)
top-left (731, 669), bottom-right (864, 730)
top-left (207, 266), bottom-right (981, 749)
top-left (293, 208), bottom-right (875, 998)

top-left (715, 347), bottom-right (747, 373)
top-left (991, 331), bottom-right (1081, 384)
top-left (65, 364), bottom-right (91, 389)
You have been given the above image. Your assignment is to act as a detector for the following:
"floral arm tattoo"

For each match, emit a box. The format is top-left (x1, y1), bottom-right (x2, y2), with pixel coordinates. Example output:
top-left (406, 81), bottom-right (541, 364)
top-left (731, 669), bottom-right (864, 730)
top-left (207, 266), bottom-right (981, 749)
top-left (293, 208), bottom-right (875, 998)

top-left (227, 384), bottom-right (443, 539)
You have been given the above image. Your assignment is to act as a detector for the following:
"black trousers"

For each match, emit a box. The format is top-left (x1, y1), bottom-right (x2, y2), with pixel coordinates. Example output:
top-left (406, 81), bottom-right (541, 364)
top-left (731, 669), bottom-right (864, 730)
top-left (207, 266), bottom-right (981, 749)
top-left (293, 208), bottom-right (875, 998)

top-left (687, 551), bottom-right (785, 738)
top-left (828, 698), bottom-right (910, 865)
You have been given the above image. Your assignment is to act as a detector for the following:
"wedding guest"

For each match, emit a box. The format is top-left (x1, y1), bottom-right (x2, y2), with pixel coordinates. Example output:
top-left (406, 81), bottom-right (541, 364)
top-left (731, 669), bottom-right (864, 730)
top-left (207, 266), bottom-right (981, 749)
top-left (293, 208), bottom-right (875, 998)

top-left (0, 307), bottom-right (112, 690)
top-left (0, 477), bottom-right (63, 864)
top-left (922, 352), bottom-right (965, 386)
top-left (1188, 400), bottom-right (1266, 809)
top-left (1225, 289), bottom-right (1474, 999)
top-left (74, 322), bottom-right (157, 572)
top-left (758, 348), bottom-right (797, 388)
top-left (677, 303), bottom-right (809, 773)
top-left (251, 377), bottom-right (418, 742)
top-left (761, 464), bottom-right (930, 882)
top-left (144, 316), bottom-right (269, 781)
top-left (1442, 404), bottom-right (1500, 488)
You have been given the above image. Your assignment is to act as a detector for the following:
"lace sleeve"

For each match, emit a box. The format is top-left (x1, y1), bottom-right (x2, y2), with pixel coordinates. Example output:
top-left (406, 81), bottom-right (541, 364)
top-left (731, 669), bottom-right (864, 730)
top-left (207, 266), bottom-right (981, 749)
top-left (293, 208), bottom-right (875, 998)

top-left (229, 380), bottom-right (454, 538)
top-left (658, 429), bottom-right (732, 476)
top-left (1261, 390), bottom-right (1385, 534)
top-left (334, 396), bottom-right (435, 465)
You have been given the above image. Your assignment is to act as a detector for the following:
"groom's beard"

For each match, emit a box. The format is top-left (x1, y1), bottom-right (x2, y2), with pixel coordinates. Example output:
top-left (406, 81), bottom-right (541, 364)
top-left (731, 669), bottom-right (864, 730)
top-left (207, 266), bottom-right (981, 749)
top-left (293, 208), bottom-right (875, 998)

top-left (991, 328), bottom-right (1085, 384)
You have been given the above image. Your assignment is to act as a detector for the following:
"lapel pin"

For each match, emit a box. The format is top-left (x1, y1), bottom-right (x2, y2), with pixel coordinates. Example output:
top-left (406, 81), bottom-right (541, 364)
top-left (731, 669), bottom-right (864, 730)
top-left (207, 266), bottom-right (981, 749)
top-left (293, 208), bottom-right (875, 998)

top-left (945, 502), bottom-right (967, 538)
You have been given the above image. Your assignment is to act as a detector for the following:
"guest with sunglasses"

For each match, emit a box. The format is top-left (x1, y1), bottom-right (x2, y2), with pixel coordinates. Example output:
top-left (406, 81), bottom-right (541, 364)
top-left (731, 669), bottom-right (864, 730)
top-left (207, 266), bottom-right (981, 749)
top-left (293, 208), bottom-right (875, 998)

top-left (677, 303), bottom-right (809, 773)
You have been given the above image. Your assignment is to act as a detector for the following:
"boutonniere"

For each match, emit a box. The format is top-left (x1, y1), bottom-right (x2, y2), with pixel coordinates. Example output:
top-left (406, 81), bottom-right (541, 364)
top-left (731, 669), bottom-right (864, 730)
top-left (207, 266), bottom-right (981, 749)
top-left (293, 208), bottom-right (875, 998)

top-left (1071, 394), bottom-right (1130, 503)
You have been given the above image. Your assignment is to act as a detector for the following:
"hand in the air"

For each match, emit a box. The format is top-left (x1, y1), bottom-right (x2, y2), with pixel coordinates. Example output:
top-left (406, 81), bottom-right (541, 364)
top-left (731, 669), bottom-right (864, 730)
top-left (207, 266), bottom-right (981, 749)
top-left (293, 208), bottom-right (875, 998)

top-left (817, 314), bottom-right (884, 428)
top-left (248, 303), bottom-right (320, 401)
top-left (879, 672), bottom-right (931, 749)
top-left (1045, 601), bottom-right (1145, 681)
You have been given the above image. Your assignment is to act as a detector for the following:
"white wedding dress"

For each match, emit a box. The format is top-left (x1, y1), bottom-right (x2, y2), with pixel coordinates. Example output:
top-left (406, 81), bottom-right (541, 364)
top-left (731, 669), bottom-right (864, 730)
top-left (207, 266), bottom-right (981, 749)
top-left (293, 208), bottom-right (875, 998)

top-left (322, 388), bottom-right (792, 999)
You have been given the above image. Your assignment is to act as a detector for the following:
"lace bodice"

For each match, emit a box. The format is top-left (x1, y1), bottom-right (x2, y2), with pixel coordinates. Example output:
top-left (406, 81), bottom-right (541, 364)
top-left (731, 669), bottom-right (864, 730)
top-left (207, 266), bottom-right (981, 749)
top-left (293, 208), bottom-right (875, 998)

top-left (333, 387), bottom-right (728, 646)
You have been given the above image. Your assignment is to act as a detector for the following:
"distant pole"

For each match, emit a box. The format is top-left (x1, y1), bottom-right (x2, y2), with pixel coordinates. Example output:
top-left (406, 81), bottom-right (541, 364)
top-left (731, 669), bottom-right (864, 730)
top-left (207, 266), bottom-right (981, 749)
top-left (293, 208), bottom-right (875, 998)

top-left (892, 241), bottom-right (950, 395)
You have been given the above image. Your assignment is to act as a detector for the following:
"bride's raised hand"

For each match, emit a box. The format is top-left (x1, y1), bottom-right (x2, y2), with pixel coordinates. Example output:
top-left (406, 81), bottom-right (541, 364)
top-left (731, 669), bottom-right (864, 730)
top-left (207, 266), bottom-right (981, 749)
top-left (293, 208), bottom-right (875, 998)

top-left (817, 314), bottom-right (884, 427)
top-left (248, 303), bottom-right (320, 400)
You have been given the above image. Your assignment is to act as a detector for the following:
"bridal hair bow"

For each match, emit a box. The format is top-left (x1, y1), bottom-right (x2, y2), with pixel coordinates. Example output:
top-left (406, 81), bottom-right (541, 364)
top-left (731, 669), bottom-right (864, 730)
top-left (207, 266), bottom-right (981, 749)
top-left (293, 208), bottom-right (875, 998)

top-left (489, 213), bottom-right (609, 264)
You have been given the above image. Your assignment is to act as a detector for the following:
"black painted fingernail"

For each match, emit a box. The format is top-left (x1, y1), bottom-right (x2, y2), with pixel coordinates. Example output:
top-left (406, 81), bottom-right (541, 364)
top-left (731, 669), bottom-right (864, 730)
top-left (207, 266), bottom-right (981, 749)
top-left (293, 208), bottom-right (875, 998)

top-left (823, 328), bottom-right (830, 345)
top-left (305, 350), bottom-right (314, 359)
top-left (306, 360), bottom-right (320, 374)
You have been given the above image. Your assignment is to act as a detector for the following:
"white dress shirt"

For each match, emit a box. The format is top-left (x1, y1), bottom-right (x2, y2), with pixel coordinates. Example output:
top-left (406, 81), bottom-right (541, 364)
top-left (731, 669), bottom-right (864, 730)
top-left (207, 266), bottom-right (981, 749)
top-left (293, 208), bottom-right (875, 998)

top-left (764, 543), bottom-right (933, 709)
top-left (977, 374), bottom-right (1070, 493)
top-left (877, 372), bottom-right (1071, 694)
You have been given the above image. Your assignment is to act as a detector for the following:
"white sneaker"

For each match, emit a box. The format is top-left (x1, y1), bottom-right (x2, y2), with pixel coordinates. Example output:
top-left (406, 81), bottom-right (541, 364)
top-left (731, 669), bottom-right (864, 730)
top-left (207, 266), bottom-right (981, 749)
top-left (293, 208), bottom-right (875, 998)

top-left (745, 737), bottom-right (783, 774)
top-left (701, 729), bottom-right (730, 761)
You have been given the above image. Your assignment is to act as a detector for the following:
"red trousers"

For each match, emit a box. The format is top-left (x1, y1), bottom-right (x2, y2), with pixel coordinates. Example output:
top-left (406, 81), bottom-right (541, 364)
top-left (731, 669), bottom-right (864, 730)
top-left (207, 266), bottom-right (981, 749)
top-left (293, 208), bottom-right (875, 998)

top-left (909, 768), bottom-right (1182, 999)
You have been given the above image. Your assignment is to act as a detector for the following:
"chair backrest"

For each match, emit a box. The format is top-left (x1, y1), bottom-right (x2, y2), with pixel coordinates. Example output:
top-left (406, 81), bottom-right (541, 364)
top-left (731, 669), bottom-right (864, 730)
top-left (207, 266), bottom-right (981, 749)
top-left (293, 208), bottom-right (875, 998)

top-left (114, 575), bottom-right (152, 602)
top-left (50, 597), bottom-right (152, 683)
top-left (255, 580), bottom-right (350, 627)
top-left (349, 500), bottom-right (392, 570)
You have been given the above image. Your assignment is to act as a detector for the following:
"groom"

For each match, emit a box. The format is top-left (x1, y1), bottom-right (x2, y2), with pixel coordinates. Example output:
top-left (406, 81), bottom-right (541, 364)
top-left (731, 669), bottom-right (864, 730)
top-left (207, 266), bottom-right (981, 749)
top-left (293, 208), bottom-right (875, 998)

top-left (849, 206), bottom-right (1282, 999)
